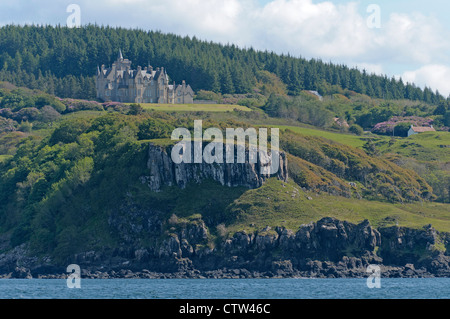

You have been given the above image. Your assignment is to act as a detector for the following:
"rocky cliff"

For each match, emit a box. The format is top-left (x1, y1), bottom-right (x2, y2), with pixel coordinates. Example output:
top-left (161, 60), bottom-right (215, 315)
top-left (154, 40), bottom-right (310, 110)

top-left (140, 142), bottom-right (288, 192)
top-left (1, 216), bottom-right (449, 279)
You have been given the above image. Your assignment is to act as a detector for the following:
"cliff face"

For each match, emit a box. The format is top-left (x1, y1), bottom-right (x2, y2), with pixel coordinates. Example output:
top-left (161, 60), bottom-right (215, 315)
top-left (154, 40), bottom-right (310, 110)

top-left (140, 143), bottom-right (288, 192)
top-left (2, 216), bottom-right (448, 278)
top-left (103, 216), bottom-right (449, 278)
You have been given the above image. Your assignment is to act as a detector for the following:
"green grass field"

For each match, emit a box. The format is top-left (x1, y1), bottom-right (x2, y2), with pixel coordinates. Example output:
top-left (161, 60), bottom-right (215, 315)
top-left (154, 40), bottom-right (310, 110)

top-left (135, 103), bottom-right (251, 113)
top-left (272, 125), bottom-right (380, 148)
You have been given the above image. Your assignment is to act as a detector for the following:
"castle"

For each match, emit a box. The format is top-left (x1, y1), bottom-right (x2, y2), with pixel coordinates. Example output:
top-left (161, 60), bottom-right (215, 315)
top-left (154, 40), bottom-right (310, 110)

top-left (96, 50), bottom-right (194, 104)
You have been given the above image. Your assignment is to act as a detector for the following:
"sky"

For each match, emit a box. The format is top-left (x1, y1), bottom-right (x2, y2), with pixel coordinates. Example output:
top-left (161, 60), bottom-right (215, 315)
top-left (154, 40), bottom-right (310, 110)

top-left (1, 0), bottom-right (450, 96)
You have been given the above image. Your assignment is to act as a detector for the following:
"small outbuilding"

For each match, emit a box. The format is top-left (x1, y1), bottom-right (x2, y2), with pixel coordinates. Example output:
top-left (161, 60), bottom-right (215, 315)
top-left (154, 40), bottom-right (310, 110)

top-left (407, 125), bottom-right (436, 137)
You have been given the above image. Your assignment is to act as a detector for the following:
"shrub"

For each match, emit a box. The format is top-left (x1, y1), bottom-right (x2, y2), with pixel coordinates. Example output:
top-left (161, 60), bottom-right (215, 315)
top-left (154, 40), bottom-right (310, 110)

top-left (61, 98), bottom-right (104, 112)
top-left (49, 119), bottom-right (91, 145)
top-left (18, 121), bottom-right (33, 133)
top-left (128, 103), bottom-right (143, 115)
top-left (0, 116), bottom-right (17, 133)
top-left (38, 105), bottom-right (61, 123)
top-left (216, 223), bottom-right (228, 237)
top-left (349, 124), bottom-right (364, 136)
top-left (137, 118), bottom-right (175, 140)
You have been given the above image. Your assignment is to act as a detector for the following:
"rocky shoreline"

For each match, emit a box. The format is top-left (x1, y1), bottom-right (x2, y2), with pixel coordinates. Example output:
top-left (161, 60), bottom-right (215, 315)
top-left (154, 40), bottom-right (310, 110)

top-left (1, 263), bottom-right (447, 279)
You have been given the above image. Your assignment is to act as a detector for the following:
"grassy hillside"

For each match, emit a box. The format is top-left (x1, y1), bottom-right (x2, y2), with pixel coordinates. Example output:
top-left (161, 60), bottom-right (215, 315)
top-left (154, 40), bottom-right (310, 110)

top-left (275, 125), bottom-right (376, 149)
top-left (371, 132), bottom-right (450, 202)
top-left (225, 178), bottom-right (450, 234)
top-left (377, 132), bottom-right (450, 162)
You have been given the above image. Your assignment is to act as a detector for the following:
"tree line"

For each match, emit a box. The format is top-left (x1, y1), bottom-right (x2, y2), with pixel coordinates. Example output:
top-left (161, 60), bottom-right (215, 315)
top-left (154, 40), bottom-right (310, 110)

top-left (0, 24), bottom-right (445, 103)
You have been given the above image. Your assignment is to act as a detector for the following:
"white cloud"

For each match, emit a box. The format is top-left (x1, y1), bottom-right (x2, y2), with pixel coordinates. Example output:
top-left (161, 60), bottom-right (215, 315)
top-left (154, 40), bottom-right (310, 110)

top-left (376, 12), bottom-right (450, 65)
top-left (250, 0), bottom-right (368, 57)
top-left (249, 1), bottom-right (450, 66)
top-left (401, 64), bottom-right (450, 97)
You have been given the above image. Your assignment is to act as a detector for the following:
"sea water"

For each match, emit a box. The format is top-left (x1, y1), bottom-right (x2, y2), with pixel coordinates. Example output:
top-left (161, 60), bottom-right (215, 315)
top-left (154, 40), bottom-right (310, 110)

top-left (0, 278), bottom-right (449, 299)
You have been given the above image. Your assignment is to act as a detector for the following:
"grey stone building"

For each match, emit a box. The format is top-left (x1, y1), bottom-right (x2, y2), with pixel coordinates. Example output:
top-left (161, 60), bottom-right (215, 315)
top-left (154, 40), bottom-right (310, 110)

top-left (96, 50), bottom-right (194, 104)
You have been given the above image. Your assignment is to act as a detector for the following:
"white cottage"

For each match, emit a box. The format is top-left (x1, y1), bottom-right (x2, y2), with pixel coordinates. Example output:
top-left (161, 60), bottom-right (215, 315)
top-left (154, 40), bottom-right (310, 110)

top-left (407, 125), bottom-right (436, 137)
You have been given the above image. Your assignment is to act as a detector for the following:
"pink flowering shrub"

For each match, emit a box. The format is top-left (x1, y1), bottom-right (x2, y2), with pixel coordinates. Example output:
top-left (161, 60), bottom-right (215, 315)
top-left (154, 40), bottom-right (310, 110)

top-left (60, 98), bottom-right (104, 112)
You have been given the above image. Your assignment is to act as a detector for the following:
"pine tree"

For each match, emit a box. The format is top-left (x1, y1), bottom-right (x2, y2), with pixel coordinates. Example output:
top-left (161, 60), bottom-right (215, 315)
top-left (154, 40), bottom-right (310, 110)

top-left (220, 63), bottom-right (235, 94)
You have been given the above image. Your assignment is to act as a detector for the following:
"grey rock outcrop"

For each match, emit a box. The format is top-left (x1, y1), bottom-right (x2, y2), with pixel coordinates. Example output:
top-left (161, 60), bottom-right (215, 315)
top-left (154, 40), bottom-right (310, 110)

top-left (141, 142), bottom-right (288, 192)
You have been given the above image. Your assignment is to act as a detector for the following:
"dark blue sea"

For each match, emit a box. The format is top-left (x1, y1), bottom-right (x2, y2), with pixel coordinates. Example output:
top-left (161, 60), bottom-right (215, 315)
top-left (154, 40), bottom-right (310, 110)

top-left (0, 278), bottom-right (449, 299)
